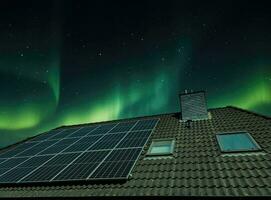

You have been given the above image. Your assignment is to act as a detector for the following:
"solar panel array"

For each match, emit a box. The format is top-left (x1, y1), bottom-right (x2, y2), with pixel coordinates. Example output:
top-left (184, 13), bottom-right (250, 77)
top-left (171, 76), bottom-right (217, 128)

top-left (0, 118), bottom-right (159, 184)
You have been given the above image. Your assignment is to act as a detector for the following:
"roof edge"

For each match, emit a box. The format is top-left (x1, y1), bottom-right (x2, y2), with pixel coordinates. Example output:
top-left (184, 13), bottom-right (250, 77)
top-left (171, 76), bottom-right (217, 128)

top-left (227, 106), bottom-right (271, 120)
top-left (2, 105), bottom-right (268, 152)
top-left (0, 111), bottom-right (178, 152)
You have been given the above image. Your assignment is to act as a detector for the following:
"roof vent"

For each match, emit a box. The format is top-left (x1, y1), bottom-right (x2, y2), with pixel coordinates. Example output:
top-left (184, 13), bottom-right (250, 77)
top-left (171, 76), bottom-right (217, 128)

top-left (179, 90), bottom-right (209, 121)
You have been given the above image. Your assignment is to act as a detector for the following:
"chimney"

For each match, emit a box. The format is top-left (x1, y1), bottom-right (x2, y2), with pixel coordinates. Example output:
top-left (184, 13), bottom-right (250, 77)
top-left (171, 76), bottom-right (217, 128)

top-left (179, 90), bottom-right (209, 121)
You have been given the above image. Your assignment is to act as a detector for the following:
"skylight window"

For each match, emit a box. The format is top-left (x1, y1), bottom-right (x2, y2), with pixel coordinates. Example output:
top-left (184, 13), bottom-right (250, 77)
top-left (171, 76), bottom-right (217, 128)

top-left (216, 132), bottom-right (261, 153)
top-left (147, 139), bottom-right (175, 156)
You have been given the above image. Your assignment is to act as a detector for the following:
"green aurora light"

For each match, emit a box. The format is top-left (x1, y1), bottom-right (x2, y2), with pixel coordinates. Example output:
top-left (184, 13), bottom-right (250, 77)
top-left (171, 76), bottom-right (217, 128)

top-left (0, 1), bottom-right (270, 148)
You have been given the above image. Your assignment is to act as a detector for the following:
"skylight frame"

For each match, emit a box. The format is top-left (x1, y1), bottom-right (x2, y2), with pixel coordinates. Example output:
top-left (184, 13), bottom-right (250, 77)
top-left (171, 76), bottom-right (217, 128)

top-left (146, 138), bottom-right (175, 156)
top-left (216, 131), bottom-right (262, 153)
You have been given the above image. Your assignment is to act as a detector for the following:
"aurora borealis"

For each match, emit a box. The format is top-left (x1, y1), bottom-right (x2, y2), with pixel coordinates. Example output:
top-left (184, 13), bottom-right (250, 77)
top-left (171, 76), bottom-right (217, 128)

top-left (0, 1), bottom-right (270, 148)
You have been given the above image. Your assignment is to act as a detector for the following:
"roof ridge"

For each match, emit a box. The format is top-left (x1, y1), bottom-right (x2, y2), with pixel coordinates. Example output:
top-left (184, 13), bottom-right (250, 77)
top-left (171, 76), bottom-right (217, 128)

top-left (56, 111), bottom-right (175, 129)
top-left (226, 106), bottom-right (271, 120)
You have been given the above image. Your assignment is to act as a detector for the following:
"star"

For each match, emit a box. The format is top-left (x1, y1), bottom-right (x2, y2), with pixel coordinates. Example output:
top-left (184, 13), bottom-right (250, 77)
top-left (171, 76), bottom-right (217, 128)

top-left (98, 52), bottom-right (102, 56)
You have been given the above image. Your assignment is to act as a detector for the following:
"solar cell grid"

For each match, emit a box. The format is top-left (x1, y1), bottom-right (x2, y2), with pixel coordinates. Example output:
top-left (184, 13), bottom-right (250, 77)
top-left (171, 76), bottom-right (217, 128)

top-left (51, 150), bottom-right (110, 181)
top-left (17, 155), bottom-right (54, 168)
top-left (15, 142), bottom-right (40, 150)
top-left (116, 130), bottom-right (152, 148)
top-left (67, 126), bottom-right (98, 138)
top-left (21, 165), bottom-right (65, 182)
top-left (63, 135), bottom-right (102, 153)
top-left (63, 143), bottom-right (91, 153)
top-left (15, 140), bottom-right (59, 157)
top-left (48, 128), bottom-right (81, 140)
top-left (116, 137), bottom-right (147, 148)
top-left (89, 160), bottom-right (134, 179)
top-left (72, 150), bottom-right (110, 164)
top-left (94, 123), bottom-right (117, 131)
top-left (104, 148), bottom-right (141, 162)
top-left (0, 156), bottom-right (54, 183)
top-left (0, 148), bottom-right (27, 159)
top-left (37, 145), bottom-right (69, 155)
top-left (88, 133), bottom-right (125, 150)
top-left (125, 130), bottom-right (152, 139)
top-left (0, 157), bottom-right (28, 169)
top-left (0, 141), bottom-right (41, 159)
top-left (131, 119), bottom-right (158, 131)
top-left (88, 148), bottom-right (142, 179)
top-left (0, 168), bottom-right (9, 176)
top-left (0, 118), bottom-right (159, 184)
top-left (19, 153), bottom-right (81, 183)
top-left (88, 139), bottom-right (119, 150)
top-left (28, 129), bottom-right (63, 142)
top-left (108, 121), bottom-right (137, 133)
top-left (37, 138), bottom-right (79, 155)
top-left (0, 167), bottom-right (36, 183)
top-left (101, 132), bottom-right (125, 141)
top-left (108, 126), bottom-right (132, 133)
top-left (44, 153), bottom-right (80, 166)
top-left (0, 159), bottom-right (6, 164)
top-left (86, 129), bottom-right (110, 136)
top-left (53, 163), bottom-right (100, 181)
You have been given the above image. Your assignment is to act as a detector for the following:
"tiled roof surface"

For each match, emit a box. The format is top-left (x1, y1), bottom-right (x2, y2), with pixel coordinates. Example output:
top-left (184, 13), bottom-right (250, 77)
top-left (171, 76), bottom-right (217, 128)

top-left (0, 106), bottom-right (270, 197)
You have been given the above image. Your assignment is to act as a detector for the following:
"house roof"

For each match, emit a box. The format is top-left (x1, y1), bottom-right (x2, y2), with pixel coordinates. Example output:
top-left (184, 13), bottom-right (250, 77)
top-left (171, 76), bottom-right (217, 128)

top-left (0, 106), bottom-right (270, 197)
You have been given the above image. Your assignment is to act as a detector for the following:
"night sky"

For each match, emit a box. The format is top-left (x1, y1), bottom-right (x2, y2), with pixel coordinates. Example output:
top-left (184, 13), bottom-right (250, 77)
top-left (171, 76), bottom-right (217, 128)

top-left (0, 0), bottom-right (270, 148)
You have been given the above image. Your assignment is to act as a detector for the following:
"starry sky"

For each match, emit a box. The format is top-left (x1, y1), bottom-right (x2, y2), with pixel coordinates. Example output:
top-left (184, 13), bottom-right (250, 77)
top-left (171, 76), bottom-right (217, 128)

top-left (0, 0), bottom-right (270, 148)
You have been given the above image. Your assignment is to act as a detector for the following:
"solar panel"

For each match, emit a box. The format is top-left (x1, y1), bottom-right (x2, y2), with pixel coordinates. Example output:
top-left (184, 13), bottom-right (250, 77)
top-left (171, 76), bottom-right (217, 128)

top-left (0, 157), bottom-right (28, 169)
top-left (48, 128), bottom-right (81, 140)
top-left (89, 133), bottom-right (124, 150)
top-left (28, 129), bottom-right (64, 142)
top-left (131, 119), bottom-right (158, 131)
top-left (0, 159), bottom-right (7, 164)
top-left (63, 135), bottom-right (103, 153)
top-left (0, 118), bottom-right (159, 184)
top-left (15, 140), bottom-right (59, 157)
top-left (0, 167), bottom-right (37, 183)
top-left (53, 150), bottom-right (110, 181)
top-left (67, 126), bottom-right (99, 138)
top-left (0, 142), bottom-right (40, 159)
top-left (21, 153), bottom-right (81, 182)
top-left (108, 121), bottom-right (137, 133)
top-left (89, 148), bottom-right (142, 179)
top-left (0, 155), bottom-right (53, 183)
top-left (38, 138), bottom-right (80, 155)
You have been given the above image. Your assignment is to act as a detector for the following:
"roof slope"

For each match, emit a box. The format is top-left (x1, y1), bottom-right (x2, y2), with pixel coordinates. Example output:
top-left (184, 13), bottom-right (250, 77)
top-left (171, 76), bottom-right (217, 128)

top-left (0, 106), bottom-right (270, 197)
